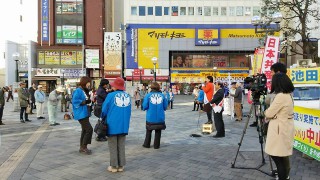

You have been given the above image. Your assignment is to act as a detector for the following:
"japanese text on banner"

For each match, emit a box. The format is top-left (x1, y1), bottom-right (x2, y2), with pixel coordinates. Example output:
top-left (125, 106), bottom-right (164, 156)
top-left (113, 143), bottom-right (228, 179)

top-left (261, 36), bottom-right (280, 90)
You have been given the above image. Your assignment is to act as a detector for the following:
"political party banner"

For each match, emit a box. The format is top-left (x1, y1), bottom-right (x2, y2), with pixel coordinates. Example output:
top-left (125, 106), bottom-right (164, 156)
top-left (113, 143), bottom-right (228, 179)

top-left (104, 32), bottom-right (122, 77)
top-left (261, 36), bottom-right (280, 90)
top-left (293, 106), bottom-right (320, 161)
top-left (288, 67), bottom-right (320, 84)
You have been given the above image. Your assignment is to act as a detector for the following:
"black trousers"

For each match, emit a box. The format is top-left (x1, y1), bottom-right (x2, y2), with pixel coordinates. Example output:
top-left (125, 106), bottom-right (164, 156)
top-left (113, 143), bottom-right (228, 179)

top-left (0, 106), bottom-right (4, 122)
top-left (143, 129), bottom-right (162, 149)
top-left (193, 101), bottom-right (199, 110)
top-left (79, 117), bottom-right (93, 146)
top-left (271, 156), bottom-right (289, 180)
top-left (206, 110), bottom-right (212, 122)
top-left (169, 100), bottom-right (173, 109)
top-left (140, 98), bottom-right (144, 110)
top-left (213, 112), bottom-right (225, 136)
top-left (20, 107), bottom-right (28, 120)
top-left (7, 92), bottom-right (13, 102)
top-left (199, 103), bottom-right (203, 110)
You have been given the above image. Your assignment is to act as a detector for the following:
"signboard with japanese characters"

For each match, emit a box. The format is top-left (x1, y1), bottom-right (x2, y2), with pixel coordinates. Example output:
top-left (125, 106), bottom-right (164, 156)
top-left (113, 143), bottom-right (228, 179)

top-left (36, 68), bottom-right (60, 76)
top-left (261, 36), bottom-right (280, 90)
top-left (104, 32), bottom-right (122, 77)
top-left (61, 51), bottom-right (77, 65)
top-left (45, 51), bottom-right (60, 65)
top-left (62, 69), bottom-right (85, 78)
top-left (41, 0), bottom-right (49, 42)
top-left (195, 29), bottom-right (220, 46)
top-left (293, 106), bottom-right (320, 161)
top-left (288, 68), bottom-right (320, 84)
top-left (85, 49), bottom-right (99, 69)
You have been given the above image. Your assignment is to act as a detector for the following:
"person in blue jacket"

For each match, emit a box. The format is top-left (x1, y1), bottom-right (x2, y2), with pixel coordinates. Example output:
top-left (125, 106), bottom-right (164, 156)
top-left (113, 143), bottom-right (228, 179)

top-left (142, 82), bottom-right (168, 149)
top-left (72, 77), bottom-right (93, 155)
top-left (197, 85), bottom-right (204, 111)
top-left (162, 86), bottom-right (170, 109)
top-left (101, 77), bottom-right (131, 173)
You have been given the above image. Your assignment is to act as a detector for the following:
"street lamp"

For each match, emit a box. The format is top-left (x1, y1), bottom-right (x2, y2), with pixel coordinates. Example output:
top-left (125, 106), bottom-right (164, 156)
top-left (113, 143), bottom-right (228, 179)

top-left (151, 57), bottom-right (157, 82)
top-left (213, 66), bottom-right (218, 81)
top-left (61, 69), bottom-right (65, 86)
top-left (131, 70), bottom-right (134, 86)
top-left (12, 52), bottom-right (20, 82)
top-left (251, 12), bottom-right (283, 34)
top-left (138, 66), bottom-right (143, 84)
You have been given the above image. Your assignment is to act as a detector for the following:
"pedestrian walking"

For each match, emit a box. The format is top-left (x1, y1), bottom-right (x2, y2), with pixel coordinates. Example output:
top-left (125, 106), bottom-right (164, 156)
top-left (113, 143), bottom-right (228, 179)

top-left (6, 85), bottom-right (13, 102)
top-left (35, 85), bottom-right (46, 120)
top-left (28, 83), bottom-right (37, 113)
top-left (94, 78), bottom-right (109, 142)
top-left (72, 77), bottom-right (93, 155)
top-left (192, 86), bottom-right (199, 111)
top-left (134, 87), bottom-right (140, 109)
top-left (202, 76), bottom-right (214, 124)
top-left (101, 77), bottom-right (131, 173)
top-left (197, 86), bottom-right (204, 111)
top-left (0, 86), bottom-right (9, 125)
top-left (60, 90), bottom-right (68, 112)
top-left (142, 82), bottom-right (168, 149)
top-left (139, 86), bottom-right (147, 110)
top-left (18, 82), bottom-right (31, 123)
top-left (168, 89), bottom-right (174, 109)
top-left (230, 82), bottom-right (243, 121)
top-left (264, 73), bottom-right (295, 180)
top-left (210, 82), bottom-right (225, 138)
top-left (48, 86), bottom-right (64, 126)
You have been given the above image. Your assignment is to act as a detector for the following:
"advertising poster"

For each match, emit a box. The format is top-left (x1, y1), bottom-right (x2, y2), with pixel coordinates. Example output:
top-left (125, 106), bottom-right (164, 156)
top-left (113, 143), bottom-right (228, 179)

top-left (261, 36), bottom-right (280, 90)
top-left (104, 32), bottom-right (122, 77)
top-left (288, 67), bottom-right (320, 84)
top-left (85, 49), bottom-right (100, 69)
top-left (195, 29), bottom-right (220, 46)
top-left (293, 106), bottom-right (320, 161)
top-left (45, 51), bottom-right (60, 65)
top-left (77, 51), bottom-right (83, 65)
top-left (38, 51), bottom-right (45, 65)
top-left (61, 51), bottom-right (77, 65)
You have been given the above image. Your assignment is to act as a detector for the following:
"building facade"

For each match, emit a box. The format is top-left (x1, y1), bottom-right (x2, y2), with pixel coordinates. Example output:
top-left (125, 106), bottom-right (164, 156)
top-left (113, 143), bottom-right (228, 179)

top-left (36, 0), bottom-right (105, 92)
top-left (123, 0), bottom-right (264, 93)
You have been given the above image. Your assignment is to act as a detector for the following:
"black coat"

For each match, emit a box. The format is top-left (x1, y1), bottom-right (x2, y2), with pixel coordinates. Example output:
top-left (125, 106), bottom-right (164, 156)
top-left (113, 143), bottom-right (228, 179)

top-left (210, 88), bottom-right (224, 106)
top-left (29, 87), bottom-right (36, 102)
top-left (96, 86), bottom-right (108, 105)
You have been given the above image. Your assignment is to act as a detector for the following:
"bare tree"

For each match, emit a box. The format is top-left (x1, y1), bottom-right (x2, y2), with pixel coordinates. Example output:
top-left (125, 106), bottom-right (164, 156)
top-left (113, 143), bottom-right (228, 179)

top-left (260, 0), bottom-right (319, 62)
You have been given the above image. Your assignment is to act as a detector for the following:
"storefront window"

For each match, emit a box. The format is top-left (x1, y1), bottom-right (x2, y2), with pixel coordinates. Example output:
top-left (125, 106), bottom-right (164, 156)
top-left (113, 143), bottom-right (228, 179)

top-left (212, 7), bottom-right (219, 16)
top-left (164, 7), bottom-right (170, 15)
top-left (172, 6), bottom-right (178, 16)
top-left (229, 7), bottom-right (236, 16)
top-left (131, 6), bottom-right (137, 15)
top-left (188, 7), bottom-right (194, 15)
top-left (197, 7), bottom-right (203, 16)
top-left (204, 6), bottom-right (211, 16)
top-left (155, 6), bottom-right (162, 16)
top-left (221, 7), bottom-right (227, 16)
top-left (55, 0), bottom-right (83, 44)
top-left (230, 55), bottom-right (247, 67)
top-left (180, 7), bottom-right (186, 15)
top-left (139, 6), bottom-right (146, 16)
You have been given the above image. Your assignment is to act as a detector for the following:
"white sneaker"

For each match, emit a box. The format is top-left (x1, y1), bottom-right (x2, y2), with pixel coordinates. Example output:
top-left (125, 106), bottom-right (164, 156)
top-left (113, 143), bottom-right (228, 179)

top-left (118, 166), bottom-right (124, 172)
top-left (107, 166), bottom-right (117, 173)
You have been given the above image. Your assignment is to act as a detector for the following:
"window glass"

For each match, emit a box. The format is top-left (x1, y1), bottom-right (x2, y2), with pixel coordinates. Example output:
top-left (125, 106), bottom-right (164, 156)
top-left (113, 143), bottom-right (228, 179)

top-left (244, 7), bottom-right (251, 16)
top-left (204, 6), bottom-right (211, 16)
top-left (236, 6), bottom-right (243, 16)
top-left (139, 6), bottom-right (145, 16)
top-left (212, 7), bottom-right (219, 16)
top-left (253, 6), bottom-right (260, 16)
top-left (180, 7), bottom-right (186, 15)
top-left (164, 7), bottom-right (170, 15)
top-left (229, 7), bottom-right (235, 16)
top-left (188, 7), bottom-right (194, 15)
top-left (172, 6), bottom-right (178, 16)
top-left (155, 6), bottom-right (162, 16)
top-left (197, 7), bottom-right (203, 15)
top-left (131, 6), bottom-right (137, 15)
top-left (220, 7), bottom-right (227, 16)
top-left (148, 7), bottom-right (153, 15)
top-left (56, 0), bottom-right (83, 44)
top-left (230, 55), bottom-right (247, 67)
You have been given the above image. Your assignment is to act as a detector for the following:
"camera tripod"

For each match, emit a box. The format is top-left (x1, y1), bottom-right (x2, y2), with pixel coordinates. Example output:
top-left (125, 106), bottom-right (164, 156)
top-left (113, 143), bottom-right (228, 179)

top-left (231, 101), bottom-right (276, 177)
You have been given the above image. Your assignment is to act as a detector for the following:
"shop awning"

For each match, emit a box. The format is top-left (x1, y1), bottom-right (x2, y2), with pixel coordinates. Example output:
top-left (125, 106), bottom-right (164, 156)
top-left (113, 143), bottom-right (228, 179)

top-left (32, 77), bottom-right (59, 81)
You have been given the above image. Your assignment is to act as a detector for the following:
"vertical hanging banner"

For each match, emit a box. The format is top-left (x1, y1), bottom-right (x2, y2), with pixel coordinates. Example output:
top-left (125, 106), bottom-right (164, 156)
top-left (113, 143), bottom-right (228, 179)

top-left (42, 0), bottom-right (49, 42)
top-left (261, 36), bottom-right (280, 90)
top-left (104, 32), bottom-right (122, 78)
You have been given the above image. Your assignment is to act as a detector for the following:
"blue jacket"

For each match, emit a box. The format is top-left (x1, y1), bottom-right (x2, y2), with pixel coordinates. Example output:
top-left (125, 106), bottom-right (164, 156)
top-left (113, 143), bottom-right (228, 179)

top-left (198, 90), bottom-right (204, 103)
top-left (101, 90), bottom-right (131, 136)
top-left (143, 91), bottom-right (168, 123)
top-left (162, 90), bottom-right (170, 102)
top-left (72, 88), bottom-right (89, 120)
top-left (34, 90), bottom-right (45, 103)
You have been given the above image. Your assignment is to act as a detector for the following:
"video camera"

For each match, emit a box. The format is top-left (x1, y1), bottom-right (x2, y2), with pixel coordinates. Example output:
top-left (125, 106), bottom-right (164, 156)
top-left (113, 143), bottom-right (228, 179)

top-left (244, 73), bottom-right (268, 103)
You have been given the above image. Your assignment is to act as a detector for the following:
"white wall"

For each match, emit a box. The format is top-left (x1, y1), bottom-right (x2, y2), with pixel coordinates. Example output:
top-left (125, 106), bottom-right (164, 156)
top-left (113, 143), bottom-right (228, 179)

top-left (124, 0), bottom-right (262, 24)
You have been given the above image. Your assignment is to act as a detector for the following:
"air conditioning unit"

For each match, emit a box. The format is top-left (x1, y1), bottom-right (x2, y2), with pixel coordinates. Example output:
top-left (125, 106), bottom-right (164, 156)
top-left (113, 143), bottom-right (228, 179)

top-left (296, 59), bottom-right (313, 67)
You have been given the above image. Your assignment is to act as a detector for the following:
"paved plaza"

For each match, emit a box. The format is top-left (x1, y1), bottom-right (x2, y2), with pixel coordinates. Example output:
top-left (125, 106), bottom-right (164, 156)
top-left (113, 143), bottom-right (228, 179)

top-left (0, 95), bottom-right (319, 180)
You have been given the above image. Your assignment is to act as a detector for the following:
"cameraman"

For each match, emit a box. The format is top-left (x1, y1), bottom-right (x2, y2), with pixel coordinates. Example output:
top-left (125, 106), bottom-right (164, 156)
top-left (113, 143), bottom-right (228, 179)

top-left (264, 73), bottom-right (294, 180)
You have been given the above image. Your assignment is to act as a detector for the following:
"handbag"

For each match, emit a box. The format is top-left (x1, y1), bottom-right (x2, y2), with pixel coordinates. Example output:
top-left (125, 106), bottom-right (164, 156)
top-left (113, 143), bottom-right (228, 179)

top-left (94, 118), bottom-right (107, 137)
top-left (26, 105), bottom-right (32, 114)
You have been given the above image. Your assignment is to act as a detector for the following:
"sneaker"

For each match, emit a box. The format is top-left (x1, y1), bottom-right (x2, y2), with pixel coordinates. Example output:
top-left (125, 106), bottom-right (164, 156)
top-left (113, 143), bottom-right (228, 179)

top-left (117, 166), bottom-right (124, 172)
top-left (107, 166), bottom-right (117, 173)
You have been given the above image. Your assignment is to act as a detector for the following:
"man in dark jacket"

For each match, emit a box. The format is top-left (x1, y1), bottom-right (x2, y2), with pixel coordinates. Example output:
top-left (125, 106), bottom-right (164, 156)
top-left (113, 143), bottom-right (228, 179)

top-left (28, 83), bottom-right (37, 114)
top-left (210, 82), bottom-right (225, 138)
top-left (0, 86), bottom-right (9, 125)
top-left (94, 78), bottom-right (109, 141)
top-left (230, 82), bottom-right (243, 121)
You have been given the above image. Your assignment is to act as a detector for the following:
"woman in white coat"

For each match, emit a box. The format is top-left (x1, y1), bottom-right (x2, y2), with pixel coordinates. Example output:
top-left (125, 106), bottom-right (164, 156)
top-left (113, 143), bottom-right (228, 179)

top-left (264, 73), bottom-right (295, 180)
